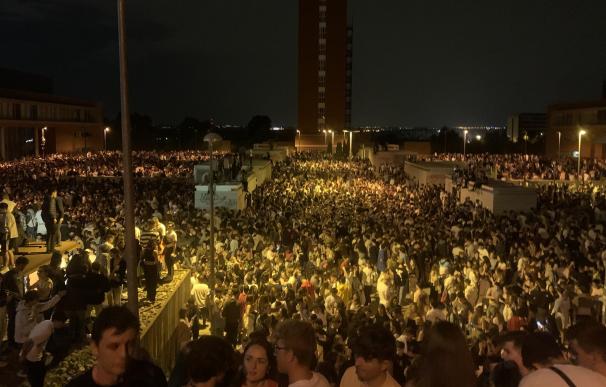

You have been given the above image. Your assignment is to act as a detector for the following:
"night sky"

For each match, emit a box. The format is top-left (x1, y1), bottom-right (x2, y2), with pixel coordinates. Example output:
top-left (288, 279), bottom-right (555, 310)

top-left (2, 0), bottom-right (605, 128)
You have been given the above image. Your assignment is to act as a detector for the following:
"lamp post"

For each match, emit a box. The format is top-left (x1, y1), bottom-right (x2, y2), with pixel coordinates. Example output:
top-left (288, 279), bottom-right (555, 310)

top-left (328, 129), bottom-right (334, 153)
top-left (523, 132), bottom-right (529, 154)
top-left (204, 132), bottom-right (222, 291)
top-left (104, 127), bottom-right (110, 151)
top-left (296, 129), bottom-right (301, 150)
top-left (41, 127), bottom-right (47, 157)
top-left (578, 129), bottom-right (586, 177)
top-left (463, 129), bottom-right (468, 157)
top-left (323, 129), bottom-right (327, 145)
top-left (557, 131), bottom-right (561, 157)
top-left (116, 0), bottom-right (138, 316)
top-left (344, 130), bottom-right (353, 159)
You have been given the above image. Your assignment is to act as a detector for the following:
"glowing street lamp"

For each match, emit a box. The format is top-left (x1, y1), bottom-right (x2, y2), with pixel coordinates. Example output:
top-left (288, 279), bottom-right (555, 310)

top-left (463, 130), bottom-right (468, 157)
top-left (296, 129), bottom-right (301, 150)
top-left (323, 129), bottom-right (327, 145)
top-left (41, 126), bottom-right (48, 157)
top-left (104, 127), bottom-right (110, 150)
top-left (344, 130), bottom-right (353, 159)
top-left (557, 131), bottom-right (561, 157)
top-left (578, 129), bottom-right (586, 176)
top-left (328, 129), bottom-right (334, 153)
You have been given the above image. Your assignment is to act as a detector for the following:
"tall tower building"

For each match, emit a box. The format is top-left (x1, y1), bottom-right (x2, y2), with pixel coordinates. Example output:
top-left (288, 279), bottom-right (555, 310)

top-left (298, 0), bottom-right (350, 135)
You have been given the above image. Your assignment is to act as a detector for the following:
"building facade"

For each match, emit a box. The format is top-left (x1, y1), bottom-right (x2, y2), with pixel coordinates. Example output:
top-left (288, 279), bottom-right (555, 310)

top-left (0, 88), bottom-right (104, 160)
top-left (507, 113), bottom-right (546, 143)
top-left (298, 0), bottom-right (351, 136)
top-left (545, 100), bottom-right (606, 159)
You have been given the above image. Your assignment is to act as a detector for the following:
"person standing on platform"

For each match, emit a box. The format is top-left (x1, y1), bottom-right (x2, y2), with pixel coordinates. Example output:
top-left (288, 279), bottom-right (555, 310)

top-left (141, 240), bottom-right (160, 303)
top-left (41, 187), bottom-right (64, 253)
top-left (162, 222), bottom-right (177, 282)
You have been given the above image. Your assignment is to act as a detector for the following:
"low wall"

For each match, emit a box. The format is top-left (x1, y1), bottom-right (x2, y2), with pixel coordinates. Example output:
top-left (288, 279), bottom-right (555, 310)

top-left (460, 182), bottom-right (537, 214)
top-left (45, 269), bottom-right (192, 386)
top-left (140, 269), bottom-right (192, 373)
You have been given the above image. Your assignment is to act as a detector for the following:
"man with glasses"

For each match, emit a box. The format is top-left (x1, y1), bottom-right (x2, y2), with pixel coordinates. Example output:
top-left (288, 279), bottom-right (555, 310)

top-left (275, 320), bottom-right (330, 387)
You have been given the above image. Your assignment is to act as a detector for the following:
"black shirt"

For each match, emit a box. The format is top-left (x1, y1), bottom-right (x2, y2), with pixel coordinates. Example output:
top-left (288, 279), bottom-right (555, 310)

top-left (66, 360), bottom-right (167, 387)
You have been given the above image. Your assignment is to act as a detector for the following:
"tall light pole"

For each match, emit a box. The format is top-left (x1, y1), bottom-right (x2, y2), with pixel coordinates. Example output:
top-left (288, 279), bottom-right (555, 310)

top-left (204, 132), bottom-right (222, 292)
top-left (104, 127), bottom-right (110, 151)
top-left (117, 0), bottom-right (138, 315)
top-left (344, 130), bottom-right (353, 159)
top-left (557, 131), bottom-right (561, 157)
top-left (463, 129), bottom-right (468, 157)
top-left (323, 129), bottom-right (327, 145)
top-left (328, 129), bottom-right (334, 153)
top-left (41, 127), bottom-right (47, 157)
top-left (296, 129), bottom-right (301, 150)
top-left (578, 129), bottom-right (586, 177)
top-left (523, 132), bottom-right (529, 154)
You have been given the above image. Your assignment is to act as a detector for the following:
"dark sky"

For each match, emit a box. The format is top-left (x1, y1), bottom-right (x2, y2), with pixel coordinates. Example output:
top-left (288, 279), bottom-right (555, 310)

top-left (2, 0), bottom-right (606, 127)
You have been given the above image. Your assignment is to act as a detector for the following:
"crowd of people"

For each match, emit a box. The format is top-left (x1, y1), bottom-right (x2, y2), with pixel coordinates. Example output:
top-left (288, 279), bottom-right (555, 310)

top-left (418, 153), bottom-right (606, 182)
top-left (0, 150), bottom-right (606, 387)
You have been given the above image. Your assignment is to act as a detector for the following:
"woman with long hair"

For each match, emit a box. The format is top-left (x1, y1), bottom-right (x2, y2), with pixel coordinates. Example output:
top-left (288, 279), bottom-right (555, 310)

top-left (406, 321), bottom-right (477, 387)
top-left (236, 338), bottom-right (278, 387)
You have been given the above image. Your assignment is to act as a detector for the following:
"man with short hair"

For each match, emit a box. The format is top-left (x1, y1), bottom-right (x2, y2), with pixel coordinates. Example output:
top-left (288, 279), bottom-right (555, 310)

top-left (41, 187), bottom-right (64, 253)
top-left (172, 335), bottom-right (234, 387)
top-left (566, 320), bottom-right (606, 378)
top-left (340, 324), bottom-right (401, 387)
top-left (519, 332), bottom-right (606, 386)
top-left (66, 305), bottom-right (166, 387)
top-left (275, 319), bottom-right (330, 387)
top-left (494, 331), bottom-right (530, 377)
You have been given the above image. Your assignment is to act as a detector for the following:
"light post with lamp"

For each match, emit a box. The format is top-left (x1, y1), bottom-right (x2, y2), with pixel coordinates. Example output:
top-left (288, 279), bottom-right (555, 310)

top-left (104, 127), bottom-right (110, 151)
top-left (463, 129), bottom-right (468, 157)
top-left (323, 129), bottom-right (327, 146)
top-left (578, 129), bottom-right (586, 177)
top-left (557, 131), bottom-right (561, 157)
top-left (344, 130), bottom-right (353, 159)
top-left (41, 127), bottom-right (47, 157)
top-left (204, 132), bottom-right (222, 291)
top-left (328, 129), bottom-right (334, 153)
top-left (296, 129), bottom-right (301, 150)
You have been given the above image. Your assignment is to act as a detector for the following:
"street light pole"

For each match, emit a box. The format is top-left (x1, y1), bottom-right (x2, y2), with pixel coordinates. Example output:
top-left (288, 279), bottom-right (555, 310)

top-left (41, 127), bottom-right (47, 157)
top-left (323, 130), bottom-right (327, 145)
top-left (578, 129), bottom-right (586, 177)
top-left (296, 129), bottom-right (301, 150)
top-left (117, 0), bottom-right (138, 316)
top-left (104, 127), bottom-right (110, 151)
top-left (463, 130), bottom-right (468, 157)
top-left (329, 130), bottom-right (334, 153)
top-left (204, 133), bottom-right (222, 292)
top-left (557, 131), bottom-right (561, 158)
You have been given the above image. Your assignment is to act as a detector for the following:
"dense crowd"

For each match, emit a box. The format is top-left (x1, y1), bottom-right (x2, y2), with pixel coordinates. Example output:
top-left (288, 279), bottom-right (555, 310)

top-left (0, 151), bottom-right (606, 387)
top-left (420, 153), bottom-right (606, 182)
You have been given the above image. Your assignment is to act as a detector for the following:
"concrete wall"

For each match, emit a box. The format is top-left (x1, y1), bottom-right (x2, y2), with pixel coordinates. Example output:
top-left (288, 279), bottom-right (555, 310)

top-left (460, 182), bottom-right (537, 214)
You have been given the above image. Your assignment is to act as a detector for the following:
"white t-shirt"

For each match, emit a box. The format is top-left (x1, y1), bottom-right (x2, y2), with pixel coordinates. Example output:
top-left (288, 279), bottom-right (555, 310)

top-left (23, 320), bottom-right (54, 362)
top-left (520, 364), bottom-right (606, 387)
top-left (289, 372), bottom-right (331, 387)
top-left (340, 366), bottom-right (401, 387)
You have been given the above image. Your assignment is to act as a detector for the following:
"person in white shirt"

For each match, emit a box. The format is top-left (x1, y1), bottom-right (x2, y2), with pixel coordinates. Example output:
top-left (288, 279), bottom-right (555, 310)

top-left (20, 311), bottom-right (67, 387)
top-left (15, 290), bottom-right (65, 346)
top-left (275, 320), bottom-right (330, 387)
top-left (520, 332), bottom-right (606, 387)
top-left (340, 324), bottom-right (401, 387)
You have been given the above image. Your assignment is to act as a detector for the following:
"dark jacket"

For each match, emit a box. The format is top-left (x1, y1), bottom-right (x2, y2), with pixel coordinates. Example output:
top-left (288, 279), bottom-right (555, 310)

top-left (41, 196), bottom-right (64, 223)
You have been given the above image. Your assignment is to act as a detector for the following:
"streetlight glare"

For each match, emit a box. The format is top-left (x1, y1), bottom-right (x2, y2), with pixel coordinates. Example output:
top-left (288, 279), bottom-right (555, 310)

top-left (579, 129), bottom-right (586, 136)
top-left (475, 135), bottom-right (482, 141)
